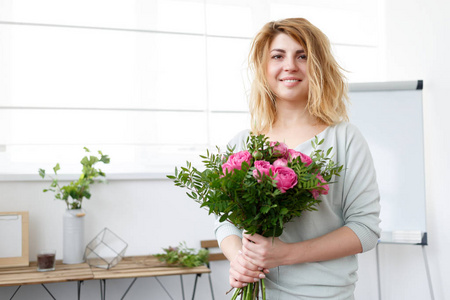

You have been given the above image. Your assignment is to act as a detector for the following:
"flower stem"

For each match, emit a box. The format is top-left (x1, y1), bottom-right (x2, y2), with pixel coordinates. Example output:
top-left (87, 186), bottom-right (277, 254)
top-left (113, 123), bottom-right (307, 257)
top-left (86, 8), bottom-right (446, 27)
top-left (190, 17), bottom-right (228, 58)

top-left (261, 278), bottom-right (266, 300)
top-left (247, 283), bottom-right (253, 299)
top-left (230, 287), bottom-right (241, 300)
top-left (229, 279), bottom-right (265, 300)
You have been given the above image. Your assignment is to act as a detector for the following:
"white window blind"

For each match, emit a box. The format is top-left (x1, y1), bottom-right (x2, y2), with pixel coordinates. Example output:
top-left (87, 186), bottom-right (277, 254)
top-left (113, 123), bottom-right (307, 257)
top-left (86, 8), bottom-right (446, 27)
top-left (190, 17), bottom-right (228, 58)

top-left (0, 0), bottom-right (383, 177)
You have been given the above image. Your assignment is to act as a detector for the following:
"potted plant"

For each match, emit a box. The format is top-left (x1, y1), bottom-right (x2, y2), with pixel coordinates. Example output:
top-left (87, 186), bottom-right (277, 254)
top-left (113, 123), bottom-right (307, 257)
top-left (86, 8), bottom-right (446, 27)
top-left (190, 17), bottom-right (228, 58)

top-left (38, 147), bottom-right (110, 264)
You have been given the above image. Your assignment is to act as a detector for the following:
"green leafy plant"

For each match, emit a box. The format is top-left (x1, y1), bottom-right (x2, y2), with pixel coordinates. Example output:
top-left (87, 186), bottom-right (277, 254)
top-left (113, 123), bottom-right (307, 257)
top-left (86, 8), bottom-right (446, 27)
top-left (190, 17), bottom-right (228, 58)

top-left (154, 242), bottom-right (209, 268)
top-left (38, 147), bottom-right (110, 210)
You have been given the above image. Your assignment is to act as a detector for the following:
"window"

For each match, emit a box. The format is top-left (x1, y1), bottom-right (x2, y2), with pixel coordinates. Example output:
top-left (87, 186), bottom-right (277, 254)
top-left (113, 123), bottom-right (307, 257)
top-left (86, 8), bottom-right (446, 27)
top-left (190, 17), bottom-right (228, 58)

top-left (0, 0), bottom-right (383, 177)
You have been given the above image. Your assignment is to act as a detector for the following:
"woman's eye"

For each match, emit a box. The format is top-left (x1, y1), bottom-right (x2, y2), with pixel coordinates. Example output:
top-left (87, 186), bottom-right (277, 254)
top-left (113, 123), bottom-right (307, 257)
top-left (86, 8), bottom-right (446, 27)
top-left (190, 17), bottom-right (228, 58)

top-left (272, 55), bottom-right (282, 60)
top-left (298, 55), bottom-right (307, 60)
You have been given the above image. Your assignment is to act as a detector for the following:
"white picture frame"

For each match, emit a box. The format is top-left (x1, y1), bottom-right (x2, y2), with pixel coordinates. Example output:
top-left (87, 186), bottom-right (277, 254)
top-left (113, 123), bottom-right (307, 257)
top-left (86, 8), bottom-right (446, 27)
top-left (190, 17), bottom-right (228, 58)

top-left (0, 211), bottom-right (29, 268)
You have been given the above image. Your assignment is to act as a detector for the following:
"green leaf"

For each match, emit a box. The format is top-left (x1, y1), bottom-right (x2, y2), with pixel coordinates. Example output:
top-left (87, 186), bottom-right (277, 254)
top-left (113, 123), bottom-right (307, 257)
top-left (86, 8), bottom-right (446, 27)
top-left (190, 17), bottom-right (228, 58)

top-left (261, 206), bottom-right (271, 214)
top-left (38, 169), bottom-right (45, 178)
top-left (219, 214), bottom-right (228, 222)
top-left (83, 191), bottom-right (91, 199)
top-left (81, 156), bottom-right (89, 165)
top-left (100, 155), bottom-right (110, 164)
top-left (53, 163), bottom-right (60, 174)
top-left (280, 208), bottom-right (289, 215)
top-left (326, 147), bottom-right (333, 156)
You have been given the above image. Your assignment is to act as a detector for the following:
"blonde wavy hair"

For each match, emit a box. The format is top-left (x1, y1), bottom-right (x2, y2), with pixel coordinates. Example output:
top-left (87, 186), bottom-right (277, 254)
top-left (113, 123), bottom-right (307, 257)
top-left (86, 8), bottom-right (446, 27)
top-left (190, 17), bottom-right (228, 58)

top-left (248, 18), bottom-right (349, 134)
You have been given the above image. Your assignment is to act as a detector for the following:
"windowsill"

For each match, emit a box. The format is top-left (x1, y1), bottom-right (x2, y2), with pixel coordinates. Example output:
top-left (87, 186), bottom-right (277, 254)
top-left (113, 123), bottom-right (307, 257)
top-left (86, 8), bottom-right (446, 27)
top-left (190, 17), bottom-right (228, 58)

top-left (0, 172), bottom-right (170, 182)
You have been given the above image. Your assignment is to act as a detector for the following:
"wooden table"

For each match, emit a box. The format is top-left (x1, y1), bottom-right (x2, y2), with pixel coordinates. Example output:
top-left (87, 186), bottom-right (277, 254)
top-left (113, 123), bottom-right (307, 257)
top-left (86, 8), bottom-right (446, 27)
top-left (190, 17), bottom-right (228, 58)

top-left (0, 256), bottom-right (211, 300)
top-left (0, 260), bottom-right (92, 299)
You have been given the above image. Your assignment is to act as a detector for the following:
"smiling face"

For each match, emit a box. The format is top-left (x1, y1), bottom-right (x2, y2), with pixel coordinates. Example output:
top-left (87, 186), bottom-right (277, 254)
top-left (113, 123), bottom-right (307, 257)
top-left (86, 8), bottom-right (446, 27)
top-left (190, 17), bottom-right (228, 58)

top-left (266, 33), bottom-right (309, 105)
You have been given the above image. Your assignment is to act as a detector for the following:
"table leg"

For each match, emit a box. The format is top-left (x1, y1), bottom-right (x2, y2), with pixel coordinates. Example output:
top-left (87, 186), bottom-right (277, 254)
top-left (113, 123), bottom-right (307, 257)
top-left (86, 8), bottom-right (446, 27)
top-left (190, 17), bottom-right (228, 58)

top-left (99, 279), bottom-right (106, 300)
top-left (8, 283), bottom-right (57, 300)
top-left (41, 284), bottom-right (56, 300)
top-left (191, 274), bottom-right (200, 300)
top-left (77, 281), bottom-right (83, 300)
top-left (180, 275), bottom-right (185, 300)
top-left (8, 285), bottom-right (22, 300)
top-left (155, 277), bottom-right (174, 300)
top-left (207, 272), bottom-right (215, 300)
top-left (120, 277), bottom-right (138, 300)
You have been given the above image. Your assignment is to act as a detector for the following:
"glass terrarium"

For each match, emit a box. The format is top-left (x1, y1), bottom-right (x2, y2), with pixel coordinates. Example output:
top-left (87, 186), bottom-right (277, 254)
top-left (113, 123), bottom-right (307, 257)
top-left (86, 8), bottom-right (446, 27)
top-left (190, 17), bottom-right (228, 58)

top-left (84, 228), bottom-right (128, 269)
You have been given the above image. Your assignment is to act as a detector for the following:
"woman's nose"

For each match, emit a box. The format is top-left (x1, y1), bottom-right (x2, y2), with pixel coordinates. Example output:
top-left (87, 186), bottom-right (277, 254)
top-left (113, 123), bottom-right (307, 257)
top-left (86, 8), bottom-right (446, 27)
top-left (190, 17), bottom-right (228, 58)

top-left (284, 57), bottom-right (299, 72)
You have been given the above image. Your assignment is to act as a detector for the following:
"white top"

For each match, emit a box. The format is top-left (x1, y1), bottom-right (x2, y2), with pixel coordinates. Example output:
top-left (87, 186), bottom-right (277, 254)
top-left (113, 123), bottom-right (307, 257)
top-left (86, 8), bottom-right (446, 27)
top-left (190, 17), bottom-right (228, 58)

top-left (214, 122), bottom-right (381, 300)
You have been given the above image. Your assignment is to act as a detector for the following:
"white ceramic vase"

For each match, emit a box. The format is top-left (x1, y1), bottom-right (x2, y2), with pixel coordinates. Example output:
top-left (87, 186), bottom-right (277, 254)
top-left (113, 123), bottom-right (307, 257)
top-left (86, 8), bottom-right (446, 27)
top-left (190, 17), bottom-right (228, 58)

top-left (63, 209), bottom-right (85, 264)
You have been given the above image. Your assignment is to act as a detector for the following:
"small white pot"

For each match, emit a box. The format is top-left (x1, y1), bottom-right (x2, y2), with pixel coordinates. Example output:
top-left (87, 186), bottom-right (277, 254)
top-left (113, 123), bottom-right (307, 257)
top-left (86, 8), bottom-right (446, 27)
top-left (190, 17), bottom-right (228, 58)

top-left (63, 209), bottom-right (85, 264)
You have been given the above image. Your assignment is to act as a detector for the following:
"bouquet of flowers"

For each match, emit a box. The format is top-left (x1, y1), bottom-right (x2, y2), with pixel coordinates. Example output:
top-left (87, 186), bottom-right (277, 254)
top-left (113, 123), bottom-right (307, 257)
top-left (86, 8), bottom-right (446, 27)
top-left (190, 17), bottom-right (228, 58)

top-left (168, 133), bottom-right (343, 299)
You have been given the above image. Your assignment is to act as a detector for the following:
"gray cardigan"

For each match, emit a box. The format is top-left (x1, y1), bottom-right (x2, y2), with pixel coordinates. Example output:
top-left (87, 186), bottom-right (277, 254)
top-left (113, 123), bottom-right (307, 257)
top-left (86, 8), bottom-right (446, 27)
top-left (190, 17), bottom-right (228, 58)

top-left (214, 122), bottom-right (381, 300)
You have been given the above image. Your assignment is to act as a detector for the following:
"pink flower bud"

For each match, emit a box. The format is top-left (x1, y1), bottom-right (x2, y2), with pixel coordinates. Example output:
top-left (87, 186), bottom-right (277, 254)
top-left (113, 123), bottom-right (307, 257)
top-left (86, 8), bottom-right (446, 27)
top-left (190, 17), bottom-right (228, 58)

top-left (270, 141), bottom-right (289, 158)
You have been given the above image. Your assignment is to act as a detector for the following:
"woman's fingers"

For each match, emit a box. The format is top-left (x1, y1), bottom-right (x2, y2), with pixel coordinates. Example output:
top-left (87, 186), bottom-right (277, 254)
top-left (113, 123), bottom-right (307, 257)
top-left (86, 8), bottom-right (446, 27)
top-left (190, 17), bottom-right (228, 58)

top-left (229, 267), bottom-right (264, 286)
top-left (229, 250), bottom-right (266, 287)
top-left (242, 234), bottom-right (287, 269)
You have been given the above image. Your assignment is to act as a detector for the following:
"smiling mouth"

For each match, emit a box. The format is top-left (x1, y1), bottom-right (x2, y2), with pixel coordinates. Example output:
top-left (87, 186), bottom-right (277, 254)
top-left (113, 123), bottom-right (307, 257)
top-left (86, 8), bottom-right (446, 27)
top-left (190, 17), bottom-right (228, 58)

top-left (281, 79), bottom-right (301, 82)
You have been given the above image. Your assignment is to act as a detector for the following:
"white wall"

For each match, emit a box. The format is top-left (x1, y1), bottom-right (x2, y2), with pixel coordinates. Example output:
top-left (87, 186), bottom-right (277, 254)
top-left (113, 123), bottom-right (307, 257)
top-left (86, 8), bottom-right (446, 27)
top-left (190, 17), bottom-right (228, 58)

top-left (376, 1), bottom-right (450, 300)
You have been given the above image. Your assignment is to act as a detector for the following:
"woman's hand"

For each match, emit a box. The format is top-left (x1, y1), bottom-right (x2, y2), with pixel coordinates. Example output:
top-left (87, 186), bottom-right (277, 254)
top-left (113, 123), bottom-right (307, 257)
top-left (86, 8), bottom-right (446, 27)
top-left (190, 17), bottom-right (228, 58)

top-left (229, 248), bottom-right (267, 288)
top-left (241, 232), bottom-right (290, 269)
top-left (220, 235), bottom-right (267, 288)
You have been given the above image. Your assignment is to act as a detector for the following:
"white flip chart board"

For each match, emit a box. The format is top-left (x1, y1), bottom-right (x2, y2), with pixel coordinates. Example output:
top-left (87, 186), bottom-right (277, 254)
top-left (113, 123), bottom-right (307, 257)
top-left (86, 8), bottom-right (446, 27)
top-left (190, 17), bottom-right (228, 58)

top-left (348, 80), bottom-right (426, 244)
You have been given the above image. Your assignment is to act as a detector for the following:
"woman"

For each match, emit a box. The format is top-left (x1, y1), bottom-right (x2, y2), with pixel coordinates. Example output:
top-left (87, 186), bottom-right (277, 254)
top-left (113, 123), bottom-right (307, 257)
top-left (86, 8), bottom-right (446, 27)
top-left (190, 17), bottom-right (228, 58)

top-left (214, 18), bottom-right (381, 299)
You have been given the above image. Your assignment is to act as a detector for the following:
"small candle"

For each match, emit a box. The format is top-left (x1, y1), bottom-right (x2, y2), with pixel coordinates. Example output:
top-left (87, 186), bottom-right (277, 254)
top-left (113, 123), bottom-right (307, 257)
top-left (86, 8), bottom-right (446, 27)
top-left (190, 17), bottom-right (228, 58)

top-left (37, 250), bottom-right (56, 271)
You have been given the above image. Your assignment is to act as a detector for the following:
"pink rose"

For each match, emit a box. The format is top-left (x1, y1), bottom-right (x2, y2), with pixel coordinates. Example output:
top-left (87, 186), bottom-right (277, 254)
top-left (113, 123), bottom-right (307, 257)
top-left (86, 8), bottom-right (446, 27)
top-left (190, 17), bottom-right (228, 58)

top-left (273, 166), bottom-right (298, 193)
top-left (221, 162), bottom-right (234, 175)
top-left (222, 151), bottom-right (252, 174)
top-left (252, 160), bottom-right (274, 181)
top-left (288, 149), bottom-right (312, 166)
top-left (310, 173), bottom-right (329, 199)
top-left (273, 158), bottom-right (288, 167)
top-left (270, 141), bottom-right (289, 158)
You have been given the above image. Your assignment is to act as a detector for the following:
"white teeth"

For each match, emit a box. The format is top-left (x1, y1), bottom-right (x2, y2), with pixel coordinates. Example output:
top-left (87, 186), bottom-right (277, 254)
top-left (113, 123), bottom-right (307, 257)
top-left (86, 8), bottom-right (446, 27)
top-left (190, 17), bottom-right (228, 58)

top-left (283, 79), bottom-right (300, 82)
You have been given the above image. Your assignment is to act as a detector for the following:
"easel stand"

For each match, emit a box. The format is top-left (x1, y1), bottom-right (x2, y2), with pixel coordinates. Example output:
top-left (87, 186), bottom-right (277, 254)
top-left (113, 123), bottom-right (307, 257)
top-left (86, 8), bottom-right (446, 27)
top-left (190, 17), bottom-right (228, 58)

top-left (375, 242), bottom-right (434, 300)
